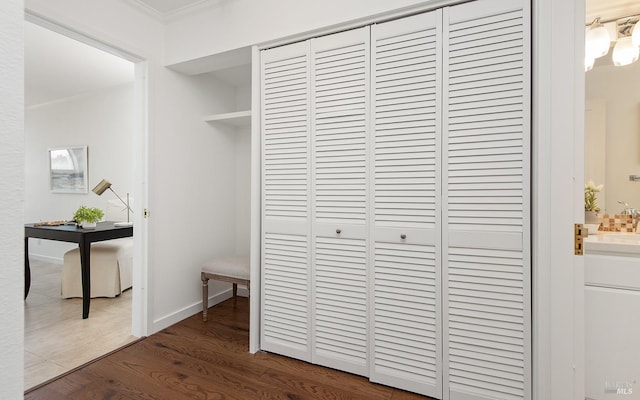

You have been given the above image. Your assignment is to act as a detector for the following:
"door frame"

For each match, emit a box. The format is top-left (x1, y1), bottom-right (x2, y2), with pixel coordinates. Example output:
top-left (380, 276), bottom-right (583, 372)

top-left (24, 11), bottom-right (151, 337)
top-left (531, 0), bottom-right (585, 399)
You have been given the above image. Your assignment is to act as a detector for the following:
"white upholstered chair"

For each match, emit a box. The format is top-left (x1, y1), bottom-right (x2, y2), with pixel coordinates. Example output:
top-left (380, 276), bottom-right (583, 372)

top-left (201, 256), bottom-right (250, 322)
top-left (61, 239), bottom-right (133, 298)
top-left (61, 199), bottom-right (134, 298)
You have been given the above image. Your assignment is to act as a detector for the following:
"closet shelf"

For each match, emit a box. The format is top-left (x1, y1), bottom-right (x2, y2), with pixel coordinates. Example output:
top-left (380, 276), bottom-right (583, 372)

top-left (203, 110), bottom-right (251, 127)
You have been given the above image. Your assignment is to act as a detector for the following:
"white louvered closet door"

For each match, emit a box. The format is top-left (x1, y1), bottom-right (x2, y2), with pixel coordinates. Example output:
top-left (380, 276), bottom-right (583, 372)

top-left (369, 11), bottom-right (442, 398)
top-left (443, 1), bottom-right (531, 400)
top-left (310, 27), bottom-right (370, 376)
top-left (260, 41), bottom-right (312, 362)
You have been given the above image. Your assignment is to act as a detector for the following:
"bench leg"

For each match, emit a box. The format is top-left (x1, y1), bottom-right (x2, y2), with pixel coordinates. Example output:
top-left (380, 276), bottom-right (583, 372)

top-left (233, 283), bottom-right (238, 305)
top-left (201, 274), bottom-right (209, 322)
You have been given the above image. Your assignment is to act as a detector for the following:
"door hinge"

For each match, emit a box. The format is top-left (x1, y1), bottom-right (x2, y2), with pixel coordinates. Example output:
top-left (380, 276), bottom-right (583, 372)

top-left (143, 208), bottom-right (150, 219)
top-left (575, 223), bottom-right (585, 255)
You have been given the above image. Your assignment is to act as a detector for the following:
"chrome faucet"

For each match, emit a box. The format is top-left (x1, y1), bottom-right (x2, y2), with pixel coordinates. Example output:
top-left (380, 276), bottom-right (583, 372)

top-left (618, 200), bottom-right (640, 230)
top-left (618, 200), bottom-right (638, 215)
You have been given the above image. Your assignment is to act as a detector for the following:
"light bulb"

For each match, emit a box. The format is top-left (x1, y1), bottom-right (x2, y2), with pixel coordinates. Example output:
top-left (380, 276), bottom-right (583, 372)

top-left (612, 36), bottom-right (639, 66)
top-left (585, 53), bottom-right (595, 71)
top-left (586, 20), bottom-right (611, 58)
top-left (632, 20), bottom-right (640, 47)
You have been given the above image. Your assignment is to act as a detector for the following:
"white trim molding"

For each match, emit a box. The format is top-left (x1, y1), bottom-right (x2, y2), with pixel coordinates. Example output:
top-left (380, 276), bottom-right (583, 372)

top-left (532, 0), bottom-right (585, 399)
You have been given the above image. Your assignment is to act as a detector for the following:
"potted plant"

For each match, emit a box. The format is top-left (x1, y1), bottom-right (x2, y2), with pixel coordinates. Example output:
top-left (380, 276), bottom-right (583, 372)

top-left (73, 205), bottom-right (104, 229)
top-left (585, 180), bottom-right (603, 226)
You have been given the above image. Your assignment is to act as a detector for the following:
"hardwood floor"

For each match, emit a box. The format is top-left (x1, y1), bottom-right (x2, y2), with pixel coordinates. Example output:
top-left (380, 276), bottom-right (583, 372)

top-left (24, 259), bottom-right (136, 391)
top-left (25, 296), bottom-right (434, 400)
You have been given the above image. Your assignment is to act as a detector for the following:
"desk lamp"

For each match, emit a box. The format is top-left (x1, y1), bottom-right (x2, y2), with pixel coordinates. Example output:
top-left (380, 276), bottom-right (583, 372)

top-left (92, 179), bottom-right (133, 226)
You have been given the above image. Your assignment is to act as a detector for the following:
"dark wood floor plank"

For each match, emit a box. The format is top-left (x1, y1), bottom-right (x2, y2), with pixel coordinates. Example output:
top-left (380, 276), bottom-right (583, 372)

top-left (101, 338), bottom-right (293, 400)
top-left (95, 355), bottom-right (286, 400)
top-left (26, 366), bottom-right (161, 400)
top-left (391, 388), bottom-right (436, 400)
top-left (125, 334), bottom-right (267, 382)
top-left (251, 352), bottom-right (393, 399)
top-left (25, 297), bottom-right (434, 400)
top-left (257, 365), bottom-right (392, 400)
top-left (148, 321), bottom-right (383, 399)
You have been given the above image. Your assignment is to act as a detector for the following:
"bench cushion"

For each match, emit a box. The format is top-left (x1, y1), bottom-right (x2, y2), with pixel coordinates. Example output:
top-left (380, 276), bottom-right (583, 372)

top-left (202, 256), bottom-right (250, 280)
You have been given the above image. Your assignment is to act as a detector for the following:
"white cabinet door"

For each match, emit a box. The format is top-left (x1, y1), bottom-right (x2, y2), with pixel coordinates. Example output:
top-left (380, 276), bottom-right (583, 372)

top-left (260, 41), bottom-right (312, 362)
top-left (442, 0), bottom-right (531, 399)
top-left (310, 27), bottom-right (370, 376)
top-left (370, 11), bottom-right (443, 398)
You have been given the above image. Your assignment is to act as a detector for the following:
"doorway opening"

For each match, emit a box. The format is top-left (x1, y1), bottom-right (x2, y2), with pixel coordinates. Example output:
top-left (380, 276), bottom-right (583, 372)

top-left (23, 14), bottom-right (148, 391)
top-left (583, 2), bottom-right (640, 399)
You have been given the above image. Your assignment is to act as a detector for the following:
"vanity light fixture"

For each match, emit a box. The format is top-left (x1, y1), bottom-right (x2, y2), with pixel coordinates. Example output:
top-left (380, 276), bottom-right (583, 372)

top-left (585, 15), bottom-right (640, 71)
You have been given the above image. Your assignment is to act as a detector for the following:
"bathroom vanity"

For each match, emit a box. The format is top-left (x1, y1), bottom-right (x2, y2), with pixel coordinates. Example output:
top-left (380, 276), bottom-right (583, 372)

top-left (584, 233), bottom-right (640, 399)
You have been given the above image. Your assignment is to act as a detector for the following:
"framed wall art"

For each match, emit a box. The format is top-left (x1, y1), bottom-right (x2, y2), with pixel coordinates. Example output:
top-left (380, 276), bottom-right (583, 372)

top-left (49, 146), bottom-right (88, 193)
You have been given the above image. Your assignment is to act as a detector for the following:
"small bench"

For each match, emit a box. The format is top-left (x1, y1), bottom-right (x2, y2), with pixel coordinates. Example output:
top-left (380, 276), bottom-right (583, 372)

top-left (201, 256), bottom-right (250, 322)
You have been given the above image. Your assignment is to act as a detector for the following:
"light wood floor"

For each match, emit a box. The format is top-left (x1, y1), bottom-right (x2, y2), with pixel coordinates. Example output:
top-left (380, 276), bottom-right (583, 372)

top-left (24, 259), bottom-right (136, 391)
top-left (25, 296), bottom-right (432, 400)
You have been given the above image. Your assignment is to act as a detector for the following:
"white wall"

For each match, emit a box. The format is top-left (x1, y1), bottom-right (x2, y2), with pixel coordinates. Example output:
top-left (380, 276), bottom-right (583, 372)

top-left (586, 61), bottom-right (640, 214)
top-left (234, 127), bottom-right (251, 256)
top-left (149, 70), bottom-right (238, 324)
top-left (0, 0), bottom-right (25, 397)
top-left (25, 83), bottom-right (135, 262)
top-left (164, 0), bottom-right (433, 65)
top-left (234, 82), bottom-right (251, 256)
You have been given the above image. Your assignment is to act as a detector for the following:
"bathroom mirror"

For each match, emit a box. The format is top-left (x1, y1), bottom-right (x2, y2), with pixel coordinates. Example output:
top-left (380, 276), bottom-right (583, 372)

top-left (585, 60), bottom-right (640, 214)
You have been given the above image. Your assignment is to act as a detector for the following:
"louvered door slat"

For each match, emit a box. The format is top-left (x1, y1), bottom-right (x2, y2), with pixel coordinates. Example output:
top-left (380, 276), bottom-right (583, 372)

top-left (314, 235), bottom-right (368, 375)
top-left (373, 240), bottom-right (440, 394)
top-left (262, 233), bottom-right (309, 354)
top-left (370, 11), bottom-right (442, 399)
top-left (313, 30), bottom-right (369, 225)
top-left (263, 45), bottom-right (309, 222)
top-left (261, 42), bottom-right (312, 362)
top-left (373, 21), bottom-right (439, 231)
top-left (443, 1), bottom-right (530, 399)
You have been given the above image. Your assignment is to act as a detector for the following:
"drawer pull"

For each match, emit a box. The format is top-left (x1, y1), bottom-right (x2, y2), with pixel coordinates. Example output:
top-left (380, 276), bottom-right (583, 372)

top-left (400, 234), bottom-right (407, 240)
top-left (336, 229), bottom-right (342, 235)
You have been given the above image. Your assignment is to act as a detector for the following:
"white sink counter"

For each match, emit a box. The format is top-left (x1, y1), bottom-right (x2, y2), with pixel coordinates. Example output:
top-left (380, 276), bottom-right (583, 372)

top-left (584, 232), bottom-right (640, 256)
top-left (584, 231), bottom-right (640, 290)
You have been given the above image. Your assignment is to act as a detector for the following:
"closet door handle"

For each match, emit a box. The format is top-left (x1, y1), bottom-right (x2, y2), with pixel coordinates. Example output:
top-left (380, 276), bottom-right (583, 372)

top-left (400, 234), bottom-right (406, 240)
top-left (336, 229), bottom-right (342, 235)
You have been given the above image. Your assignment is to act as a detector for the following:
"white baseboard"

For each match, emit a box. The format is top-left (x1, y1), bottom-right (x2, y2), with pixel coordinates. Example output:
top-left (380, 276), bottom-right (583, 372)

top-left (151, 287), bottom-right (250, 334)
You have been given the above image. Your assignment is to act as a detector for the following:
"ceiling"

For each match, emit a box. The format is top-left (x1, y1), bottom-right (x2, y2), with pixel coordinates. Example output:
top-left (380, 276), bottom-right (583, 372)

top-left (126, 0), bottom-right (227, 21)
top-left (134, 0), bottom-right (205, 14)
